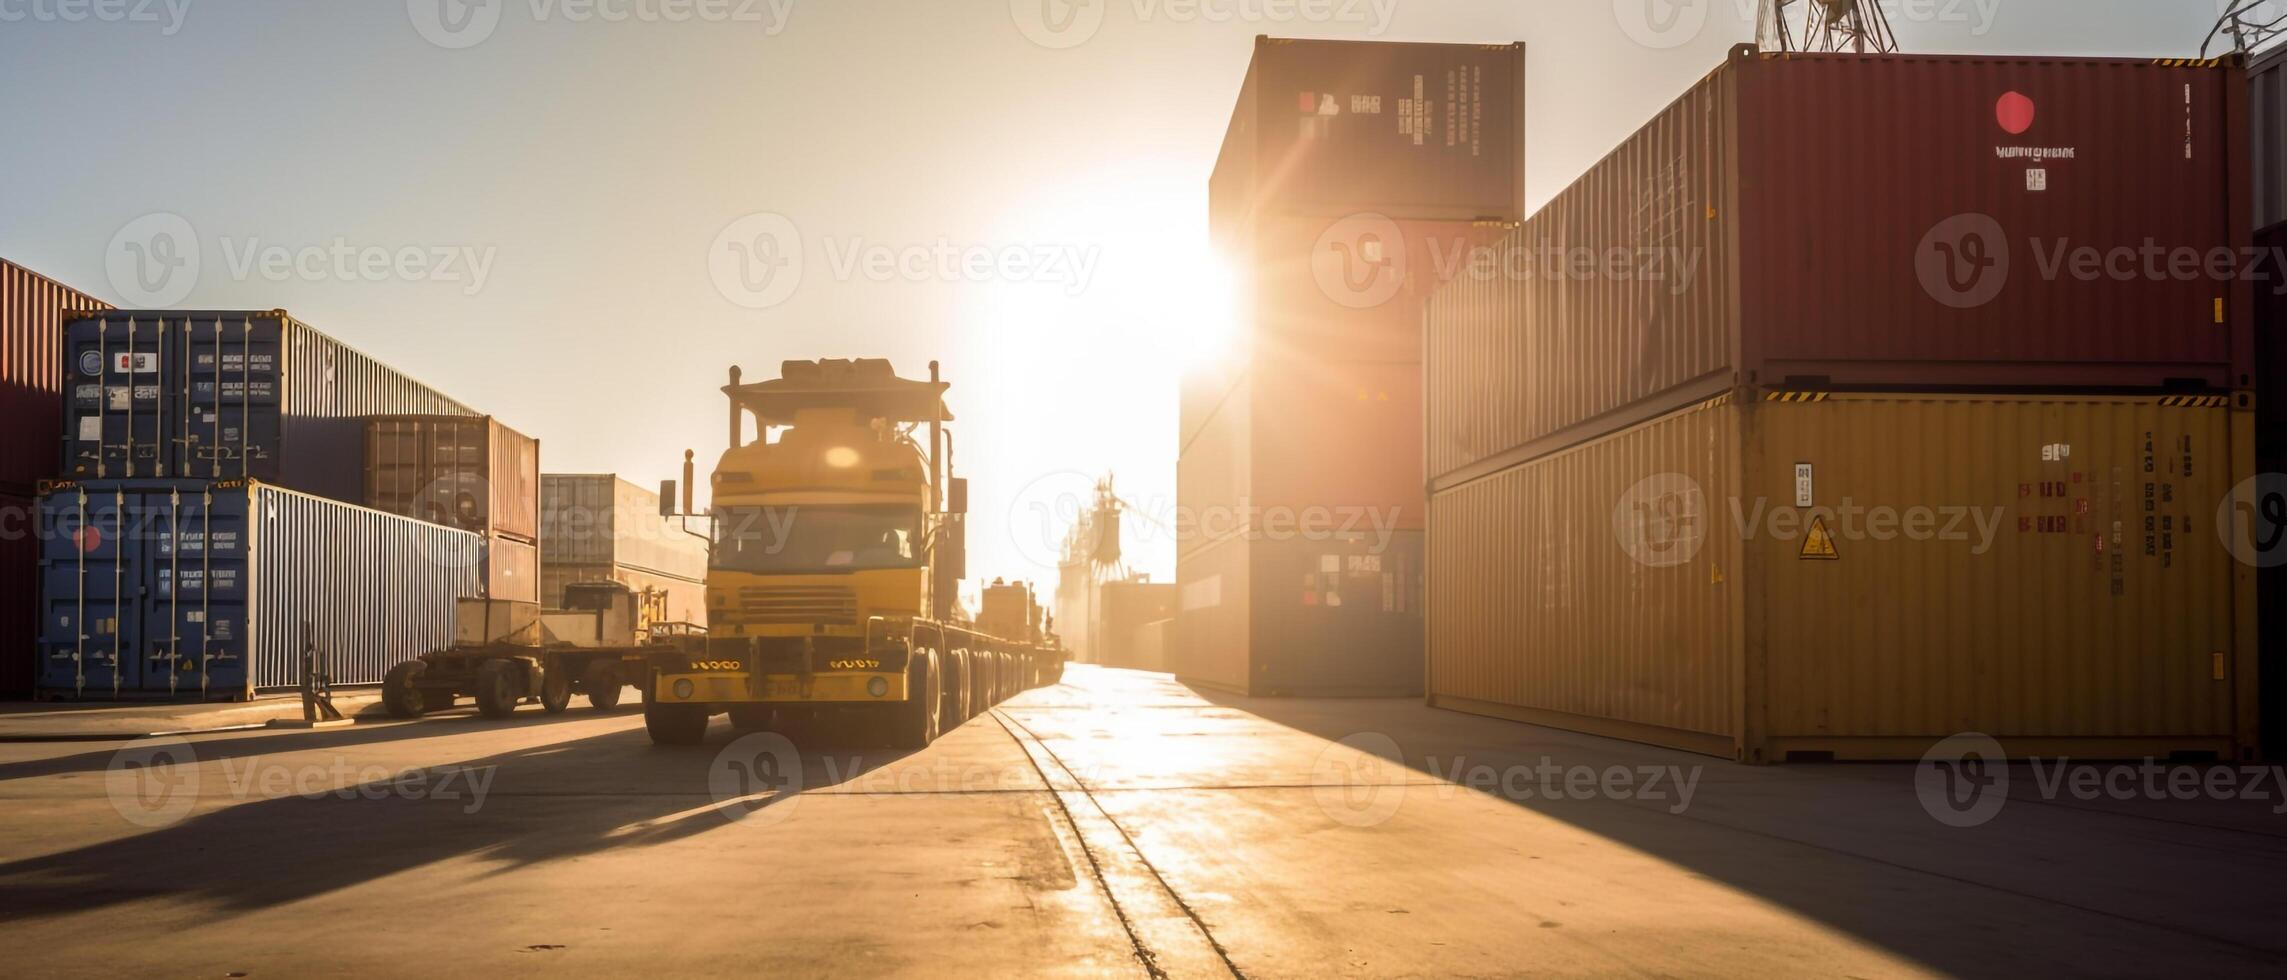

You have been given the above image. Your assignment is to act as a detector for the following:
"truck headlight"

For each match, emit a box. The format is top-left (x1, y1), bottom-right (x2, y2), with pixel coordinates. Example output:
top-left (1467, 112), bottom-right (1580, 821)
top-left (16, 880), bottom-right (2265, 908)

top-left (673, 679), bottom-right (696, 700)
top-left (867, 677), bottom-right (889, 698)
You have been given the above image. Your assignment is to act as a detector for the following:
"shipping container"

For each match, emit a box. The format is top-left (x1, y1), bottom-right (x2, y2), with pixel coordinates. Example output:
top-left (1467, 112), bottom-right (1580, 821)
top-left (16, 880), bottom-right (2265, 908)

top-left (485, 531), bottom-right (540, 603)
top-left (37, 480), bottom-right (482, 700)
top-left (540, 561), bottom-right (706, 627)
top-left (2250, 43), bottom-right (2287, 230)
top-left (1426, 46), bottom-right (2254, 486)
top-left (1426, 391), bottom-right (2260, 763)
top-left (539, 474), bottom-right (709, 581)
top-left (1211, 37), bottom-right (1526, 233)
top-left (62, 311), bottom-right (477, 502)
top-left (1235, 215), bottom-right (1515, 364)
top-left (1251, 358), bottom-right (1427, 531)
top-left (0, 492), bottom-right (36, 697)
top-left (1174, 532), bottom-right (1252, 693)
top-left (2, 259), bottom-right (109, 495)
top-left (365, 415), bottom-right (541, 542)
top-left (1092, 580), bottom-right (1176, 670)
top-left (1175, 529), bottom-right (1424, 698)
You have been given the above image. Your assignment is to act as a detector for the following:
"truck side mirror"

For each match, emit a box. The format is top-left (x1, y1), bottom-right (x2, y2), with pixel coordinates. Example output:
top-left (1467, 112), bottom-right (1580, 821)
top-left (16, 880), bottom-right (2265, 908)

top-left (948, 477), bottom-right (969, 515)
top-left (947, 517), bottom-right (968, 581)
top-left (658, 480), bottom-right (677, 518)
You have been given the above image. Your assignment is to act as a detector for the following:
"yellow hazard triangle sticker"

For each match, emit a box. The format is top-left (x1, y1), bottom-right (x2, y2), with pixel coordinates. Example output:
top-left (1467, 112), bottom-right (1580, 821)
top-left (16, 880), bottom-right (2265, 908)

top-left (1800, 516), bottom-right (1841, 560)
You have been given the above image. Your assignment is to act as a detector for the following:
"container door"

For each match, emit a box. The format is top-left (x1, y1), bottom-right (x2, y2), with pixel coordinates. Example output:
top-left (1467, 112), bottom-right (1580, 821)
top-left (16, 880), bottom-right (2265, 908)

top-left (37, 488), bottom-right (146, 697)
top-left (62, 316), bottom-right (181, 480)
top-left (152, 487), bottom-right (252, 700)
top-left (183, 315), bottom-right (281, 483)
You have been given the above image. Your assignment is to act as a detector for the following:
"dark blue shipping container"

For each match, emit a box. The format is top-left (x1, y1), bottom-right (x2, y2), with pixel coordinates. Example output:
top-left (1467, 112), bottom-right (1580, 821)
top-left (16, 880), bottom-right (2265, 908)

top-left (38, 480), bottom-right (482, 700)
top-left (61, 311), bottom-right (476, 503)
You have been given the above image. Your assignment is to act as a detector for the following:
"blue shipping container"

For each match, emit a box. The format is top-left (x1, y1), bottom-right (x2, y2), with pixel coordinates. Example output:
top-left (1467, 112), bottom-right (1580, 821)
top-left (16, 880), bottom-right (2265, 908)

top-left (61, 311), bottom-right (477, 503)
top-left (38, 480), bottom-right (482, 700)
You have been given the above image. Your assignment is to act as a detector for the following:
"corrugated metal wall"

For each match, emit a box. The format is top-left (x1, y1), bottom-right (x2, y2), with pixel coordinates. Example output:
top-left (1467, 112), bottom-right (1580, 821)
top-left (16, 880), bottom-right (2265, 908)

top-left (2, 259), bottom-right (108, 494)
top-left (1176, 378), bottom-right (1252, 558)
top-left (1424, 67), bottom-right (1735, 483)
top-left (365, 415), bottom-right (541, 541)
top-left (38, 482), bottom-right (481, 699)
top-left (539, 474), bottom-right (708, 580)
top-left (1754, 395), bottom-right (2245, 751)
top-left (250, 485), bottom-right (482, 691)
top-left (1427, 392), bottom-right (2256, 761)
top-left (1427, 396), bottom-right (1740, 748)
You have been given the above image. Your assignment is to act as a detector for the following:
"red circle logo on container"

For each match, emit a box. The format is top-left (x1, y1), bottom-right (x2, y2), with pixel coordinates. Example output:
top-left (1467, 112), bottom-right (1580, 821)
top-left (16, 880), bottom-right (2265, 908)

top-left (1995, 92), bottom-right (2036, 135)
top-left (75, 527), bottom-right (104, 553)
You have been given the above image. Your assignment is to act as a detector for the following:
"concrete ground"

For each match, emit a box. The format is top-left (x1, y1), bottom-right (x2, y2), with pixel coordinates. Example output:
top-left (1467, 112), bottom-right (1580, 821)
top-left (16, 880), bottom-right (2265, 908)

top-left (0, 665), bottom-right (2280, 977)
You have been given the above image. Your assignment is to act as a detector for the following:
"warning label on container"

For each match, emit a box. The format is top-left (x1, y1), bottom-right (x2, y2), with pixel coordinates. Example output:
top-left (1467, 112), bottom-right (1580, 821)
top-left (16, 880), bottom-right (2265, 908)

top-left (1800, 517), bottom-right (1841, 560)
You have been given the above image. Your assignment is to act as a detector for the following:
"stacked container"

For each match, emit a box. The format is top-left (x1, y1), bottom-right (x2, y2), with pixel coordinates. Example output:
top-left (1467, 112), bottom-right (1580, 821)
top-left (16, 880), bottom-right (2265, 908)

top-left (539, 474), bottom-right (709, 627)
top-left (2, 259), bottom-right (111, 696)
top-left (39, 309), bottom-right (515, 700)
top-left (1176, 36), bottom-right (1526, 697)
top-left (1425, 45), bottom-right (2261, 762)
top-left (365, 415), bottom-right (542, 602)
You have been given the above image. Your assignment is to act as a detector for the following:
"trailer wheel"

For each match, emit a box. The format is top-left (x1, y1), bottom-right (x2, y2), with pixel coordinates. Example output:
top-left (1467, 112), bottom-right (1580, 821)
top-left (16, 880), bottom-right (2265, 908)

top-left (474, 659), bottom-right (522, 719)
top-left (646, 702), bottom-right (711, 745)
top-left (539, 663), bottom-right (574, 714)
top-left (583, 660), bottom-right (624, 711)
top-left (382, 661), bottom-right (429, 719)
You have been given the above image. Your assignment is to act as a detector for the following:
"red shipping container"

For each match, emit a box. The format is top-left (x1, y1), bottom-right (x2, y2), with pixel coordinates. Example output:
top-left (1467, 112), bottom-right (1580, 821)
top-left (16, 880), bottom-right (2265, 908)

top-left (2, 259), bottom-right (109, 494)
top-left (1212, 36), bottom-right (1526, 235)
top-left (1427, 46), bottom-right (2254, 485)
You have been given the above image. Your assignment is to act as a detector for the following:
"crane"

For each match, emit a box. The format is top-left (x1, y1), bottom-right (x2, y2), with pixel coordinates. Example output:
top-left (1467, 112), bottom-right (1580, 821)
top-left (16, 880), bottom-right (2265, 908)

top-left (1757, 0), bottom-right (1900, 54)
top-left (2207, 0), bottom-right (2287, 57)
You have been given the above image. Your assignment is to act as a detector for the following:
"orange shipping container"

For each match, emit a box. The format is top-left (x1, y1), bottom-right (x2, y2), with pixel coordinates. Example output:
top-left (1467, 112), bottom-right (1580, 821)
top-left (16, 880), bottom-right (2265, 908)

top-left (365, 415), bottom-right (540, 542)
top-left (1427, 391), bottom-right (2260, 763)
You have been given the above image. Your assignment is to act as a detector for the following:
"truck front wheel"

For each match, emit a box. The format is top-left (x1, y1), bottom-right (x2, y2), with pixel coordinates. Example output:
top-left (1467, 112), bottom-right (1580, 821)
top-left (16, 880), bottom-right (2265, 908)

top-left (888, 657), bottom-right (941, 750)
top-left (646, 702), bottom-right (711, 745)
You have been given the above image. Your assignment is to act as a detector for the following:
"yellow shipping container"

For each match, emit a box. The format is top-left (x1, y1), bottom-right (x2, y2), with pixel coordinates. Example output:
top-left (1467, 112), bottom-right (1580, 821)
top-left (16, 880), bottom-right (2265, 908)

top-left (1427, 391), bottom-right (2261, 763)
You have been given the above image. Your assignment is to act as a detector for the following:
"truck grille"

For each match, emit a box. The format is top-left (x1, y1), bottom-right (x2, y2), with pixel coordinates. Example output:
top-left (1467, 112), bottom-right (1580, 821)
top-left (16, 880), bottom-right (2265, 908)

top-left (735, 586), bottom-right (859, 626)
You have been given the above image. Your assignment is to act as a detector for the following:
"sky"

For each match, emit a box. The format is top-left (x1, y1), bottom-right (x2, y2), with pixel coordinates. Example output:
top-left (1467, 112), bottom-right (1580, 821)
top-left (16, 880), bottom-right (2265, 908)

top-left (0, 0), bottom-right (2235, 590)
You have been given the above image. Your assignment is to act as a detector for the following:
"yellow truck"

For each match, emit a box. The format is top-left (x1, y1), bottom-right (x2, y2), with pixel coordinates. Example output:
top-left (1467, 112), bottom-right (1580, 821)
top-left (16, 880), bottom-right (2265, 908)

top-left (639, 358), bottom-right (1065, 747)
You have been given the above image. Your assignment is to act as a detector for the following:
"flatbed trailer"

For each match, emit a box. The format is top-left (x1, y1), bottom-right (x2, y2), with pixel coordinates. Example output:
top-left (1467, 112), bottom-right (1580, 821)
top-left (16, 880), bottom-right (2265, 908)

top-left (381, 582), bottom-right (706, 719)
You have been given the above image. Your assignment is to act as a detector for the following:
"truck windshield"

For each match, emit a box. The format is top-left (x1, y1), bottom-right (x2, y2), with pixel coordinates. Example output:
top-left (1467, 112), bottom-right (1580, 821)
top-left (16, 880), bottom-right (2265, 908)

top-left (713, 505), bottom-right (923, 574)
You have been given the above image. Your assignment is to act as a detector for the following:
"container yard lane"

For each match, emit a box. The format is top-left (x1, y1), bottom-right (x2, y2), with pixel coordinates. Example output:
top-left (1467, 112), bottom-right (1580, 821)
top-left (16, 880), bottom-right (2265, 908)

top-left (0, 665), bottom-right (2281, 977)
